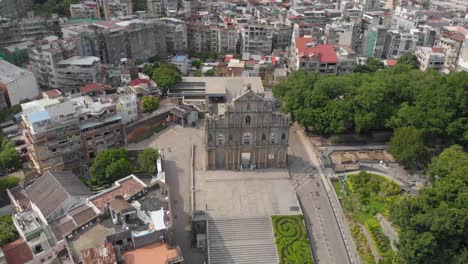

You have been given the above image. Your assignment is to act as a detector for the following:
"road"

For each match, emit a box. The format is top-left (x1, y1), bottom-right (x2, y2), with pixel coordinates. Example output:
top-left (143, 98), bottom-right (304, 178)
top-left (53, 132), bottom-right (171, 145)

top-left (289, 125), bottom-right (355, 264)
top-left (127, 125), bottom-right (205, 263)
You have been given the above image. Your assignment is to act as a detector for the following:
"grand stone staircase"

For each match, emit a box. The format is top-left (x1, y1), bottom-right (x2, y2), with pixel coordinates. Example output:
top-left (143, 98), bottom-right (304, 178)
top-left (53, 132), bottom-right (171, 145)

top-left (208, 217), bottom-right (278, 264)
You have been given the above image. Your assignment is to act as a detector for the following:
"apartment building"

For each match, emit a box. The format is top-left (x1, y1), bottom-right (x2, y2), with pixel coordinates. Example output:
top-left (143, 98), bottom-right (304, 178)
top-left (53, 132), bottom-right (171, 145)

top-left (147, 0), bottom-right (165, 18)
top-left (434, 27), bottom-right (467, 73)
top-left (382, 30), bottom-right (419, 59)
top-left (54, 56), bottom-right (102, 94)
top-left (415, 47), bottom-right (445, 72)
top-left (324, 21), bottom-right (360, 51)
top-left (28, 37), bottom-right (78, 89)
top-left (21, 91), bottom-right (136, 172)
top-left (70, 1), bottom-right (100, 19)
top-left (21, 99), bottom-right (83, 173)
top-left (290, 37), bottom-right (356, 75)
top-left (62, 19), bottom-right (167, 64)
top-left (71, 95), bottom-right (124, 160)
top-left (187, 22), bottom-right (211, 53)
top-left (102, 0), bottom-right (133, 20)
top-left (0, 0), bottom-right (33, 19)
top-left (272, 22), bottom-right (293, 50)
top-left (218, 24), bottom-right (239, 54)
top-left (161, 18), bottom-right (188, 53)
top-left (0, 59), bottom-right (40, 106)
top-left (362, 25), bottom-right (388, 58)
top-left (241, 23), bottom-right (273, 55)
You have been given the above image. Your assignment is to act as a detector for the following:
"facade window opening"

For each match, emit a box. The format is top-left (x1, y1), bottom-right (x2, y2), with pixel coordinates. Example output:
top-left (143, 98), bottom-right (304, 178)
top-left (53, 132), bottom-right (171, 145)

top-left (245, 116), bottom-right (251, 126)
top-left (208, 134), bottom-right (213, 142)
top-left (281, 133), bottom-right (286, 140)
top-left (262, 133), bottom-right (266, 140)
top-left (229, 134), bottom-right (233, 141)
top-left (243, 133), bottom-right (251, 145)
top-left (217, 134), bottom-right (224, 145)
top-left (270, 133), bottom-right (277, 144)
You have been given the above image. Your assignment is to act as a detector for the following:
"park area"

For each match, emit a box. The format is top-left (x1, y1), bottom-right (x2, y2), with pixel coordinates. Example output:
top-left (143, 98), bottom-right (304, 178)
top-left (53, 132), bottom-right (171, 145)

top-left (272, 215), bottom-right (314, 264)
top-left (332, 172), bottom-right (401, 263)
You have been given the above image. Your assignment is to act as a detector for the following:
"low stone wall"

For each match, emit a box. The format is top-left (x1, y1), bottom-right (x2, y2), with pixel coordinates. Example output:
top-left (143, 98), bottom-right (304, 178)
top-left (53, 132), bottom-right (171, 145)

top-left (124, 107), bottom-right (173, 143)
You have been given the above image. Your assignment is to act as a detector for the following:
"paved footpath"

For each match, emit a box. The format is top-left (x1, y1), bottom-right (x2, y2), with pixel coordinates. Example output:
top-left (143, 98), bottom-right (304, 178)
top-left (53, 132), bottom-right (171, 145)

top-left (290, 125), bottom-right (360, 264)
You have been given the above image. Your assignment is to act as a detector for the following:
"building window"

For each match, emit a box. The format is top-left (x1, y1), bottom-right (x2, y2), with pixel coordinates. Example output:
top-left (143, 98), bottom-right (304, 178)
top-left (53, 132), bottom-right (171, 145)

top-left (262, 133), bottom-right (266, 140)
top-left (270, 133), bottom-right (277, 144)
top-left (217, 134), bottom-right (224, 145)
top-left (281, 133), bottom-right (286, 140)
top-left (208, 134), bottom-right (213, 142)
top-left (229, 134), bottom-right (233, 142)
top-left (243, 133), bottom-right (251, 145)
top-left (245, 116), bottom-right (251, 126)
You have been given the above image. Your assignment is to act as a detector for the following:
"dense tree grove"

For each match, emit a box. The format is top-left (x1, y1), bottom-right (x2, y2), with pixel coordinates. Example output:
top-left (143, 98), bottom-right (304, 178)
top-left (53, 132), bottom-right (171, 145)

top-left (89, 148), bottom-right (131, 184)
top-left (0, 215), bottom-right (18, 246)
top-left (390, 146), bottom-right (468, 263)
top-left (274, 66), bottom-right (468, 167)
top-left (0, 136), bottom-right (21, 173)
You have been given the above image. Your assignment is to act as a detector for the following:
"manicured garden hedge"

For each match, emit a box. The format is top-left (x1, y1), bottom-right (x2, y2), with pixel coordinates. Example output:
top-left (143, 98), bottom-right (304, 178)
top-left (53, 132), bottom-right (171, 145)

top-left (365, 218), bottom-right (391, 255)
top-left (272, 215), bottom-right (314, 264)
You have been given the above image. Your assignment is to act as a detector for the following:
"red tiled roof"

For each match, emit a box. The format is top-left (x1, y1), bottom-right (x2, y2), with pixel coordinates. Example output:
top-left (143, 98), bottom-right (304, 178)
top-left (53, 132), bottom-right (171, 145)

top-left (81, 243), bottom-right (117, 264)
top-left (386, 59), bottom-right (397, 66)
top-left (129, 79), bottom-right (151, 86)
top-left (295, 37), bottom-right (338, 64)
top-left (80, 83), bottom-right (112, 94)
top-left (43, 89), bottom-right (62, 98)
top-left (90, 177), bottom-right (145, 211)
top-left (432, 47), bottom-right (444, 53)
top-left (0, 239), bottom-right (33, 264)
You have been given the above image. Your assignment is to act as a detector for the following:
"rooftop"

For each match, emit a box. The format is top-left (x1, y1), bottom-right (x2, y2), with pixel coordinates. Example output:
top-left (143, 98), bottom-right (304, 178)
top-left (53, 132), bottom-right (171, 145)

top-left (0, 59), bottom-right (33, 84)
top-left (81, 242), bottom-right (117, 264)
top-left (122, 243), bottom-right (182, 264)
top-left (58, 56), bottom-right (100, 66)
top-left (89, 175), bottom-right (147, 212)
top-left (0, 239), bottom-right (33, 264)
top-left (295, 37), bottom-right (338, 64)
top-left (80, 83), bottom-right (112, 94)
top-left (25, 171), bottom-right (92, 219)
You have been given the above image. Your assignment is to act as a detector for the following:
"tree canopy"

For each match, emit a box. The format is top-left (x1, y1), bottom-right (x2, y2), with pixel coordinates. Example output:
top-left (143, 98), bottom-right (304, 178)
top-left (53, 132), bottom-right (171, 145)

top-left (0, 136), bottom-right (21, 173)
top-left (0, 215), bottom-right (18, 246)
top-left (274, 67), bottom-right (468, 166)
top-left (141, 96), bottom-right (159, 113)
top-left (397, 53), bottom-right (419, 69)
top-left (152, 64), bottom-right (182, 93)
top-left (138, 148), bottom-right (159, 174)
top-left (89, 148), bottom-right (131, 184)
top-left (390, 145), bottom-right (468, 263)
top-left (388, 127), bottom-right (428, 170)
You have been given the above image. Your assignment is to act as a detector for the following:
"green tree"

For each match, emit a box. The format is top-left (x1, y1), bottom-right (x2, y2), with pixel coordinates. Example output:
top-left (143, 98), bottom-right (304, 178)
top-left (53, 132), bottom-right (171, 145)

top-left (90, 148), bottom-right (131, 183)
top-left (138, 148), bottom-right (159, 174)
top-left (191, 60), bottom-right (202, 69)
top-left (204, 69), bottom-right (215, 76)
top-left (193, 70), bottom-right (202, 77)
top-left (354, 58), bottom-right (384, 73)
top-left (397, 53), bottom-right (419, 69)
top-left (0, 136), bottom-right (21, 172)
top-left (133, 0), bottom-right (147, 11)
top-left (0, 176), bottom-right (20, 206)
top-left (152, 64), bottom-right (182, 93)
top-left (390, 146), bottom-right (468, 263)
top-left (141, 96), bottom-right (159, 113)
top-left (388, 127), bottom-right (428, 170)
top-left (0, 215), bottom-right (18, 246)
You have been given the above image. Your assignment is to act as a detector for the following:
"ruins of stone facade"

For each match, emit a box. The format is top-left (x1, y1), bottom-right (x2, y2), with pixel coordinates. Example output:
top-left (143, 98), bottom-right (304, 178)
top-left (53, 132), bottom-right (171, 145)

top-left (205, 89), bottom-right (290, 170)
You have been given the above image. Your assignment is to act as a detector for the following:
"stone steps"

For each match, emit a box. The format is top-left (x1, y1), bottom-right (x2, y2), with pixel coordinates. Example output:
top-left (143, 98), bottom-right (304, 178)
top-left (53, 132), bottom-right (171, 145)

top-left (208, 217), bottom-right (278, 264)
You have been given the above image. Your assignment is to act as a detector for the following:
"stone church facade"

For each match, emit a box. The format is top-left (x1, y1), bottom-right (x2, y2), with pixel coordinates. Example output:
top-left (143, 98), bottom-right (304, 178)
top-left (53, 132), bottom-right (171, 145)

top-left (205, 89), bottom-right (290, 170)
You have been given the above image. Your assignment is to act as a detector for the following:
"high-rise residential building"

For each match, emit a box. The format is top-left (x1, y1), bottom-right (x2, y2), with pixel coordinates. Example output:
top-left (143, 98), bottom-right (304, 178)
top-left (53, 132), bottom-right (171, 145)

top-left (54, 56), bottom-right (103, 94)
top-left (28, 37), bottom-right (78, 90)
top-left (62, 19), bottom-right (167, 64)
top-left (102, 0), bottom-right (133, 20)
top-left (382, 30), bottom-right (419, 58)
top-left (435, 27), bottom-right (467, 73)
top-left (0, 0), bottom-right (33, 20)
top-left (147, 0), bottom-right (165, 18)
top-left (362, 25), bottom-right (388, 58)
top-left (241, 23), bottom-right (273, 55)
top-left (161, 18), bottom-right (188, 53)
top-left (70, 1), bottom-right (101, 19)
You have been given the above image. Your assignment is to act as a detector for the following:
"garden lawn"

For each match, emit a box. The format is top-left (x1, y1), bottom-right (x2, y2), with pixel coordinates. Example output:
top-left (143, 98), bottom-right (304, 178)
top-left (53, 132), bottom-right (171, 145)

top-left (272, 215), bottom-right (314, 264)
